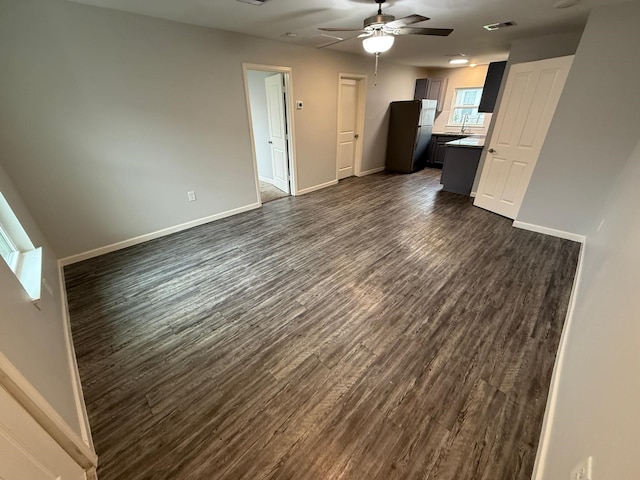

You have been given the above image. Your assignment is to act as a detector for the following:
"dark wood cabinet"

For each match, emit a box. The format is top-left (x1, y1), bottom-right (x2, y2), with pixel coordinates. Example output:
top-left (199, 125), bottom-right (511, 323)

top-left (414, 77), bottom-right (449, 112)
top-left (478, 61), bottom-right (507, 113)
top-left (441, 146), bottom-right (483, 195)
top-left (427, 134), bottom-right (465, 167)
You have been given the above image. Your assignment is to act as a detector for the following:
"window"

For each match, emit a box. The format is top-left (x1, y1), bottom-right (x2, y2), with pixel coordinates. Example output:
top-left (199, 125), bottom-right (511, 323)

top-left (0, 193), bottom-right (42, 302)
top-left (449, 87), bottom-right (486, 126)
top-left (0, 224), bottom-right (16, 261)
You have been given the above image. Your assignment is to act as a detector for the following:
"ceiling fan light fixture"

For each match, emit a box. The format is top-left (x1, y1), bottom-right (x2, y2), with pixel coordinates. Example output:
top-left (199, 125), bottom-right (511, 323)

top-left (362, 31), bottom-right (395, 54)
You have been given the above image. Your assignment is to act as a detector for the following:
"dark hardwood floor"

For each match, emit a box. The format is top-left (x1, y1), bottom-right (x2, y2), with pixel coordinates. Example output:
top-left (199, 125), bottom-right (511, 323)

top-left (65, 169), bottom-right (580, 480)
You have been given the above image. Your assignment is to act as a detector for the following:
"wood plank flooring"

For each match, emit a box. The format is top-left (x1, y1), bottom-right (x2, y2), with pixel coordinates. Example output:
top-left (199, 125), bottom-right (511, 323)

top-left (65, 169), bottom-right (580, 480)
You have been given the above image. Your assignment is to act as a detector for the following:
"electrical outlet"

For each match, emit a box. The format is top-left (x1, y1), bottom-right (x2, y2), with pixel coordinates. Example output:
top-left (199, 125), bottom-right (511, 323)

top-left (570, 456), bottom-right (593, 480)
top-left (296, 101), bottom-right (303, 110)
top-left (187, 191), bottom-right (197, 202)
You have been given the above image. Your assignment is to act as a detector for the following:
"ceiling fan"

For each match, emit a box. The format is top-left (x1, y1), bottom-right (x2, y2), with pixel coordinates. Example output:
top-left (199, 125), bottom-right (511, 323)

top-left (319, 0), bottom-right (453, 54)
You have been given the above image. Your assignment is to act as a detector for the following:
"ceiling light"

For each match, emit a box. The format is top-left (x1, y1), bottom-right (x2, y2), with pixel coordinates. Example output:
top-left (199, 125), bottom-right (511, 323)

top-left (362, 31), bottom-right (395, 54)
top-left (449, 58), bottom-right (469, 65)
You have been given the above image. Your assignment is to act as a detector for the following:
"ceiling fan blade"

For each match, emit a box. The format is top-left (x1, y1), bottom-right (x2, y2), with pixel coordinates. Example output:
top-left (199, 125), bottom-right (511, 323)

top-left (319, 27), bottom-right (364, 32)
top-left (385, 14), bottom-right (430, 29)
top-left (357, 32), bottom-right (373, 38)
top-left (396, 27), bottom-right (454, 36)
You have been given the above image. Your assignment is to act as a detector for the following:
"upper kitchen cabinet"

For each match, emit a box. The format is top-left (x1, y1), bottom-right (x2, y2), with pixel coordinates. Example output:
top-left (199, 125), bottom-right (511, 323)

top-left (478, 61), bottom-right (507, 113)
top-left (414, 78), bottom-right (449, 112)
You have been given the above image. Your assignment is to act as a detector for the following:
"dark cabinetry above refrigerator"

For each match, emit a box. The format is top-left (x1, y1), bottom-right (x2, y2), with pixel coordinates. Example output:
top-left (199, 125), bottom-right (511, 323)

top-left (414, 78), bottom-right (448, 112)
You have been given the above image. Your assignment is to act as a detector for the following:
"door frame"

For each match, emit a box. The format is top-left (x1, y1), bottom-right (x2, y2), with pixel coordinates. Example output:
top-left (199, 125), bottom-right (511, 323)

top-left (336, 73), bottom-right (367, 179)
top-left (242, 63), bottom-right (298, 203)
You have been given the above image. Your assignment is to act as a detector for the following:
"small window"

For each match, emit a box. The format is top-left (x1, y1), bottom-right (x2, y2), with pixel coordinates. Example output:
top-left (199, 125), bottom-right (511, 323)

top-left (0, 224), bottom-right (17, 261)
top-left (0, 193), bottom-right (42, 302)
top-left (449, 87), bottom-right (486, 126)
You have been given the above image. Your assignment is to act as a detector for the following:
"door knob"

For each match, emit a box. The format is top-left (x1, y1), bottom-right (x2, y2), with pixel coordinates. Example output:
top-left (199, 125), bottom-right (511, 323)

top-left (268, 141), bottom-right (273, 144)
top-left (354, 134), bottom-right (359, 139)
top-left (488, 148), bottom-right (497, 154)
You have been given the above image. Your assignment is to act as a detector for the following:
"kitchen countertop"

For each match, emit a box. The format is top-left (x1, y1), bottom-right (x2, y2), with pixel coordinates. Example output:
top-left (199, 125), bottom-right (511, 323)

top-left (445, 136), bottom-right (485, 148)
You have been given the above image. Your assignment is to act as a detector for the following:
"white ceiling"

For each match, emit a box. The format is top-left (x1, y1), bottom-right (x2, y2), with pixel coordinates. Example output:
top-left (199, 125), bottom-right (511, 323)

top-left (67, 0), bottom-right (627, 67)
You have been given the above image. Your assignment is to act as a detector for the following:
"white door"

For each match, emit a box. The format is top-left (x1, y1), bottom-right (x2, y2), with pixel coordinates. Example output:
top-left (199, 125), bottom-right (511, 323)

top-left (474, 55), bottom-right (574, 219)
top-left (264, 73), bottom-right (289, 194)
top-left (0, 386), bottom-right (86, 480)
top-left (337, 78), bottom-right (361, 179)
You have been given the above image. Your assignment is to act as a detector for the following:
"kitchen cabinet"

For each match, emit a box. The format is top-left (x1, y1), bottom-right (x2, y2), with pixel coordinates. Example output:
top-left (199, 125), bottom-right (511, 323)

top-left (478, 61), bottom-right (507, 113)
top-left (414, 77), bottom-right (449, 112)
top-left (441, 141), bottom-right (484, 195)
top-left (427, 134), bottom-right (465, 167)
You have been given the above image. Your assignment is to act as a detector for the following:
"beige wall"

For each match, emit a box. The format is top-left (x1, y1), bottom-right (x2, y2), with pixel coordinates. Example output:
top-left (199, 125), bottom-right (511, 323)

top-left (0, 0), bottom-right (421, 259)
top-left (538, 137), bottom-right (640, 480)
top-left (527, 4), bottom-right (640, 479)
top-left (424, 65), bottom-right (492, 134)
top-left (0, 164), bottom-right (83, 437)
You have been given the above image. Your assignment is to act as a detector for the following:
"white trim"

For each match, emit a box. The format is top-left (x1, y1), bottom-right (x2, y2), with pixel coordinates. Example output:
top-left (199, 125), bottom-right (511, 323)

top-left (470, 191), bottom-right (477, 198)
top-left (60, 203), bottom-right (261, 266)
top-left (242, 63), bottom-right (299, 198)
top-left (296, 179), bottom-right (339, 196)
top-left (258, 176), bottom-right (274, 185)
top-left (0, 352), bottom-right (98, 470)
top-left (336, 73), bottom-right (368, 179)
top-left (57, 264), bottom-right (94, 451)
top-left (512, 220), bottom-right (586, 244)
top-left (356, 167), bottom-right (385, 177)
top-left (531, 241), bottom-right (586, 480)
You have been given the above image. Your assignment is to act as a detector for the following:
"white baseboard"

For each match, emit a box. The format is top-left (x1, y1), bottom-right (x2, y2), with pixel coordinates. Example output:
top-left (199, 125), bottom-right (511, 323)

top-left (512, 220), bottom-right (586, 244)
top-left (356, 167), bottom-right (385, 177)
top-left (57, 264), bottom-right (94, 452)
top-left (258, 176), bottom-right (274, 185)
top-left (59, 203), bottom-right (261, 266)
top-left (296, 179), bottom-right (339, 196)
top-left (531, 241), bottom-right (586, 480)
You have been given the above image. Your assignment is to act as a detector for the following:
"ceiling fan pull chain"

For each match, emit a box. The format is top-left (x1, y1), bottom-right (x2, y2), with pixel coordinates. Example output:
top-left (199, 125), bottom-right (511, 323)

top-left (374, 52), bottom-right (379, 86)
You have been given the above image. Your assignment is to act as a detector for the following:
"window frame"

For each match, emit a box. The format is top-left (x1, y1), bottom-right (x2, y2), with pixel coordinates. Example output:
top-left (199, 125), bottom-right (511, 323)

top-left (0, 193), bottom-right (42, 302)
top-left (0, 222), bottom-right (20, 271)
top-left (447, 87), bottom-right (486, 127)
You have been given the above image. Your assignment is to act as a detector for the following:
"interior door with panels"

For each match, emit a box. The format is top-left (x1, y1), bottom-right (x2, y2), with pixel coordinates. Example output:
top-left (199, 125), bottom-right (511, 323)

top-left (337, 78), bottom-right (360, 179)
top-left (474, 56), bottom-right (574, 219)
top-left (265, 73), bottom-right (290, 194)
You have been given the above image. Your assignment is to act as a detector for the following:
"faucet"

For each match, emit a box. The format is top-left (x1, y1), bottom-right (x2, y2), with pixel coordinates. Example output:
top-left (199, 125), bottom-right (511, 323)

top-left (461, 114), bottom-right (469, 134)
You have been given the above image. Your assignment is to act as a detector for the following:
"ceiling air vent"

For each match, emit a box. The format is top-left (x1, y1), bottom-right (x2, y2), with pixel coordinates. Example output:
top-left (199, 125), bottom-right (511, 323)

top-left (236, 0), bottom-right (269, 5)
top-left (483, 21), bottom-right (517, 31)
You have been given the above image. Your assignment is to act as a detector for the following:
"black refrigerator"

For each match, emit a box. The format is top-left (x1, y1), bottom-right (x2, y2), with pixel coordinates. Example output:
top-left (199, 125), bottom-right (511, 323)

top-left (385, 99), bottom-right (437, 173)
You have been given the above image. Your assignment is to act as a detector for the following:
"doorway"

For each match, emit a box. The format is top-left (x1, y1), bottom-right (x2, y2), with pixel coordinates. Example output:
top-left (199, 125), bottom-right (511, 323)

top-left (243, 64), bottom-right (297, 204)
top-left (336, 74), bottom-right (367, 179)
